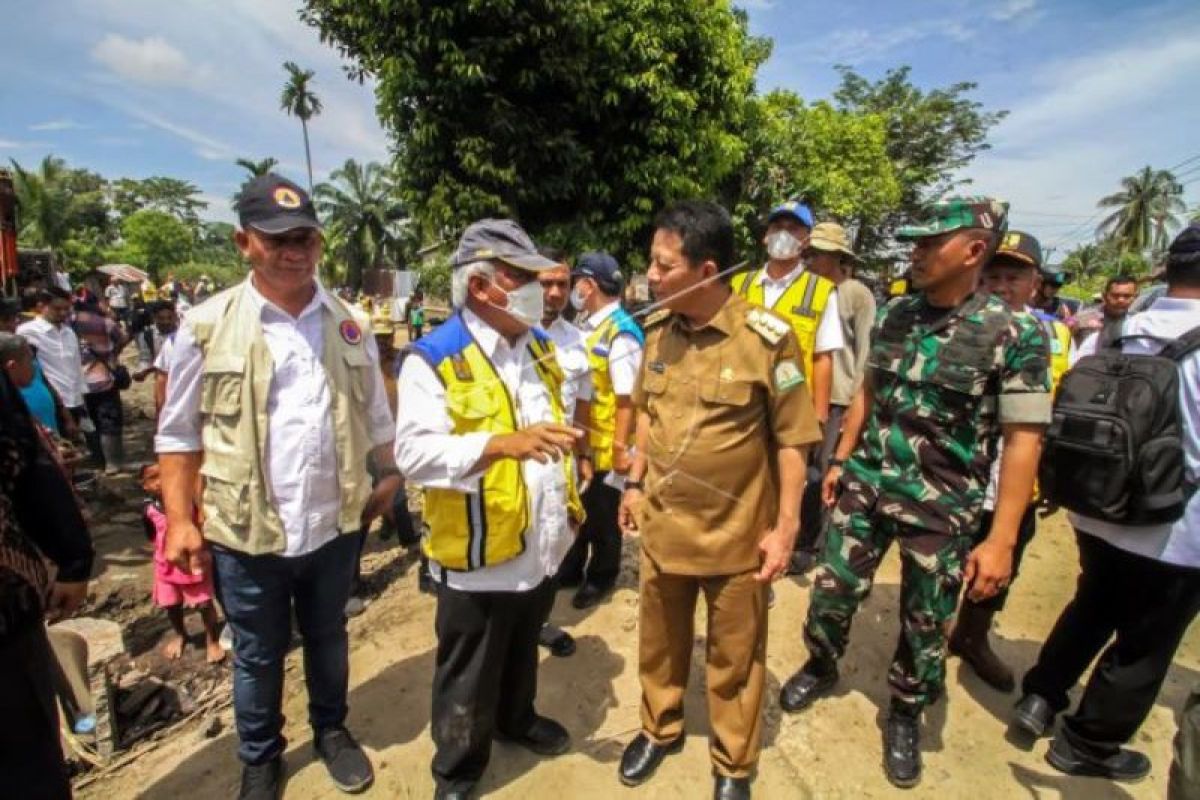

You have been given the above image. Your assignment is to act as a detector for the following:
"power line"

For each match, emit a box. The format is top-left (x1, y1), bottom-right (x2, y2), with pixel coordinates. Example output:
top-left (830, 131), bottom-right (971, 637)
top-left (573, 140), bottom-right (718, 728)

top-left (1166, 152), bottom-right (1200, 173)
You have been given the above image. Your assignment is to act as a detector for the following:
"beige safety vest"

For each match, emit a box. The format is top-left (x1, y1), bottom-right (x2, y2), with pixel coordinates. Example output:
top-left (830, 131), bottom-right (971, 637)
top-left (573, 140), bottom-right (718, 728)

top-left (189, 282), bottom-right (376, 555)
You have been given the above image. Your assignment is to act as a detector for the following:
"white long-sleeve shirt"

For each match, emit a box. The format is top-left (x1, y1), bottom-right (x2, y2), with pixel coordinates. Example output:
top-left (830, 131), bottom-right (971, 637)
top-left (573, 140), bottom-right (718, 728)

top-left (576, 300), bottom-right (643, 395)
top-left (155, 280), bottom-right (395, 557)
top-left (544, 316), bottom-right (593, 421)
top-left (17, 316), bottom-right (87, 408)
top-left (395, 308), bottom-right (573, 592)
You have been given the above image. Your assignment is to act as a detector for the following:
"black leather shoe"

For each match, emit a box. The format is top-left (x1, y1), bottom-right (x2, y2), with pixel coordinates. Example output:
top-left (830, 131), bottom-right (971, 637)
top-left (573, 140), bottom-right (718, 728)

top-left (619, 732), bottom-right (684, 786)
top-left (779, 660), bottom-right (838, 713)
top-left (713, 774), bottom-right (751, 800)
top-left (238, 757), bottom-right (283, 800)
top-left (572, 582), bottom-right (611, 610)
top-left (1045, 735), bottom-right (1151, 782)
top-left (315, 726), bottom-right (374, 793)
top-left (497, 716), bottom-right (571, 756)
top-left (883, 703), bottom-right (922, 789)
top-left (537, 624), bottom-right (577, 657)
top-left (433, 787), bottom-right (472, 800)
top-left (1012, 693), bottom-right (1056, 738)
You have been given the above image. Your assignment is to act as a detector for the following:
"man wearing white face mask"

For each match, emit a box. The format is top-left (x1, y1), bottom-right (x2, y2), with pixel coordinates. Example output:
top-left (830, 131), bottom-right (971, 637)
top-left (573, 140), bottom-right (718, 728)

top-left (559, 251), bottom-right (645, 611)
top-left (732, 201), bottom-right (844, 570)
top-left (395, 219), bottom-right (588, 799)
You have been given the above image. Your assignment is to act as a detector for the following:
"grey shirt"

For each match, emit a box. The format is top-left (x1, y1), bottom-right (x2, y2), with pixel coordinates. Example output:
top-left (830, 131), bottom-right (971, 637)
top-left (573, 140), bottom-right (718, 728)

top-left (830, 278), bottom-right (876, 407)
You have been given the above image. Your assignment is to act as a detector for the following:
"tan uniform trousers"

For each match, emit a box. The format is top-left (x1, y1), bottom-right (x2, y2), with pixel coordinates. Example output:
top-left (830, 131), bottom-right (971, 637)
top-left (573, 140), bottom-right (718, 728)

top-left (638, 549), bottom-right (768, 778)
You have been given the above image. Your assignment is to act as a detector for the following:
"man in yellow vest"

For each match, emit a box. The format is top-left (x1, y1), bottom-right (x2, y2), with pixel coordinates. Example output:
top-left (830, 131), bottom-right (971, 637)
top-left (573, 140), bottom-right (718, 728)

top-left (949, 229), bottom-right (1072, 692)
top-left (395, 219), bottom-right (586, 799)
top-left (731, 201), bottom-right (843, 568)
top-left (558, 251), bottom-right (644, 610)
top-left (157, 174), bottom-right (400, 798)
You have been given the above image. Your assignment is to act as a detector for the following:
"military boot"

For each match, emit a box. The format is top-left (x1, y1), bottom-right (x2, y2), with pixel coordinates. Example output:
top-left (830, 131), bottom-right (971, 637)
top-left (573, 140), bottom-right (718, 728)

top-left (949, 603), bottom-right (1015, 693)
top-left (883, 700), bottom-right (922, 788)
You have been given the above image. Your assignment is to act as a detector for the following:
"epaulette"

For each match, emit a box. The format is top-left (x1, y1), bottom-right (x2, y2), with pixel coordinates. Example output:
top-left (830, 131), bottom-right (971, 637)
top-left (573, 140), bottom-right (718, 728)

top-left (745, 308), bottom-right (790, 346)
top-left (643, 309), bottom-right (671, 328)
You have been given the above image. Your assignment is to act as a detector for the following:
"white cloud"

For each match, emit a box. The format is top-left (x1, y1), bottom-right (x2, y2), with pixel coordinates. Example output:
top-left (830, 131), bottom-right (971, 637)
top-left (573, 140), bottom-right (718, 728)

top-left (991, 0), bottom-right (1037, 22)
top-left (806, 20), bottom-right (973, 63)
top-left (29, 119), bottom-right (87, 131)
top-left (118, 106), bottom-right (236, 161)
top-left (91, 34), bottom-right (209, 87)
top-left (736, 0), bottom-right (775, 9)
top-left (0, 139), bottom-right (48, 149)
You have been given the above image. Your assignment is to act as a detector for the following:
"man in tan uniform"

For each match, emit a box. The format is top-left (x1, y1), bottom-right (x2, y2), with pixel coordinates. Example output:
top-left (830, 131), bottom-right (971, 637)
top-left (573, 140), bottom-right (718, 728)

top-left (618, 201), bottom-right (821, 800)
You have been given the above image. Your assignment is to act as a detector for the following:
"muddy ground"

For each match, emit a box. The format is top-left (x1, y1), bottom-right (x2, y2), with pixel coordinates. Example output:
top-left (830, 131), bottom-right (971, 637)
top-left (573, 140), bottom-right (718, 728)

top-left (71, 365), bottom-right (1198, 800)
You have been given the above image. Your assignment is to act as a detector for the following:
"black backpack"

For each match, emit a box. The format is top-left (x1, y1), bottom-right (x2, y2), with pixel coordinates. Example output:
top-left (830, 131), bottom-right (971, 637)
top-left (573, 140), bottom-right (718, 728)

top-left (1039, 324), bottom-right (1200, 525)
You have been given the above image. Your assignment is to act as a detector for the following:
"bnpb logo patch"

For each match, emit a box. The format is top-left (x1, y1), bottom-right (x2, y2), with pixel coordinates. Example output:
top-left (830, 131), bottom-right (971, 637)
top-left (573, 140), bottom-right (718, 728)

top-left (339, 320), bottom-right (363, 345)
top-left (273, 187), bottom-right (302, 209)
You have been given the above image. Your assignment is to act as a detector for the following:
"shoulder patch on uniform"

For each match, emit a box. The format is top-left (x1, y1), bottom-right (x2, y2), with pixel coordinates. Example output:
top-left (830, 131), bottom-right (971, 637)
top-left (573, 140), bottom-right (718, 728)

top-left (746, 308), bottom-right (789, 346)
top-left (774, 360), bottom-right (805, 391)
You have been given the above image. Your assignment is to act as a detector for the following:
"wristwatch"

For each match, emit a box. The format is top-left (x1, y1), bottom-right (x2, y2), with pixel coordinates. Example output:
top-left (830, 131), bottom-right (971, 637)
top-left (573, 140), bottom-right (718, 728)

top-left (828, 458), bottom-right (846, 469)
top-left (624, 480), bottom-right (645, 492)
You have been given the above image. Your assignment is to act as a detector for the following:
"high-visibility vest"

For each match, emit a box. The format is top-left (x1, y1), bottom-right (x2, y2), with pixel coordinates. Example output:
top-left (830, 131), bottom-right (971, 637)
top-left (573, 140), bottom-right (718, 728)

top-left (409, 312), bottom-right (584, 571)
top-left (731, 266), bottom-right (835, 381)
top-left (1038, 316), bottom-right (1073, 392)
top-left (585, 307), bottom-right (644, 472)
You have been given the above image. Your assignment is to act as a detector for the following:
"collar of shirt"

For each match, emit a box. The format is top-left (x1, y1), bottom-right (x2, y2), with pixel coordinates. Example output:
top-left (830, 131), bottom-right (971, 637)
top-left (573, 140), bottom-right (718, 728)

top-left (24, 316), bottom-right (56, 333)
top-left (243, 276), bottom-right (333, 322)
top-left (756, 261), bottom-right (806, 288)
top-left (581, 300), bottom-right (621, 331)
top-left (461, 307), bottom-right (532, 359)
top-left (1148, 296), bottom-right (1200, 314)
top-left (671, 291), bottom-right (738, 337)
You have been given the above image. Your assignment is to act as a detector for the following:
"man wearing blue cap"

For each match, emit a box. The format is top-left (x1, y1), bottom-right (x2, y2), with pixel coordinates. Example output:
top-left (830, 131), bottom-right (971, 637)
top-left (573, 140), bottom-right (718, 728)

top-left (558, 251), bottom-right (644, 610)
top-left (395, 219), bottom-right (587, 799)
top-left (731, 201), bottom-right (843, 571)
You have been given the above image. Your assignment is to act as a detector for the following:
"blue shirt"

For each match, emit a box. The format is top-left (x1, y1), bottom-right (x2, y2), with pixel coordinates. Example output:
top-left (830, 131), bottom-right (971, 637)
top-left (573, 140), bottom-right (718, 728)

top-left (20, 360), bottom-right (59, 434)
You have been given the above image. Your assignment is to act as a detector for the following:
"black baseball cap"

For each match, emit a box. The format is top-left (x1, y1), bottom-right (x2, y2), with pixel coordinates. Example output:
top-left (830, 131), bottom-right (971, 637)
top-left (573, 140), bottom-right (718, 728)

top-left (572, 251), bottom-right (623, 294)
top-left (236, 173), bottom-right (321, 234)
top-left (989, 230), bottom-right (1043, 270)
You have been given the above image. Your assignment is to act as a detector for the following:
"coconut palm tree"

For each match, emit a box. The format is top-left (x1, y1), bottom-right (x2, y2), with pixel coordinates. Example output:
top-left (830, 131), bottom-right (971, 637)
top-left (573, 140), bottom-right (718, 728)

top-left (280, 62), bottom-right (322, 193)
top-left (1096, 166), bottom-right (1187, 254)
top-left (235, 157), bottom-right (279, 179)
top-left (9, 156), bottom-right (74, 252)
top-left (314, 159), bottom-right (407, 290)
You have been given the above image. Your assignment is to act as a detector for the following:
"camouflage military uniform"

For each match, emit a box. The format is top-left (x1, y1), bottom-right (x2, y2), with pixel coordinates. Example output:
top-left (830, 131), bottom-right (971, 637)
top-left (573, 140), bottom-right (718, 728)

top-left (804, 290), bottom-right (1052, 708)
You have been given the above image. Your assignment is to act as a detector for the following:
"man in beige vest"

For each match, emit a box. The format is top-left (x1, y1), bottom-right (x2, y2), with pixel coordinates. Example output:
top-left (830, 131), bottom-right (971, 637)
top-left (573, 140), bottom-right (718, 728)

top-left (157, 174), bottom-right (400, 799)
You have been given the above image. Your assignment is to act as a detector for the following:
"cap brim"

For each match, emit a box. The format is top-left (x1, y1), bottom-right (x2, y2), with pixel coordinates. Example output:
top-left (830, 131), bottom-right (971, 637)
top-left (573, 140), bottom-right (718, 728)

top-left (247, 215), bottom-right (322, 235)
top-left (894, 225), bottom-right (935, 241)
top-left (496, 252), bottom-right (559, 272)
top-left (768, 210), bottom-right (813, 226)
top-left (809, 242), bottom-right (859, 260)
top-left (990, 252), bottom-right (1039, 269)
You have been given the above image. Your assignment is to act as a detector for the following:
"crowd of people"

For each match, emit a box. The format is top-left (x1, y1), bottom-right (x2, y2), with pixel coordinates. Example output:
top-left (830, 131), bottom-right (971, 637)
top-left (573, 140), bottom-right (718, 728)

top-left (1, 169), bottom-right (1198, 800)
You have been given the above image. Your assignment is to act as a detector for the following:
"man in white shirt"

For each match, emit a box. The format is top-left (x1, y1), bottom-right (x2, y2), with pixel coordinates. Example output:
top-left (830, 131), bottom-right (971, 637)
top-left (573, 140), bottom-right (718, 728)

top-left (157, 175), bottom-right (398, 799)
top-left (395, 219), bottom-right (585, 799)
top-left (1015, 223), bottom-right (1200, 783)
top-left (558, 252), bottom-right (643, 610)
top-left (18, 287), bottom-right (88, 420)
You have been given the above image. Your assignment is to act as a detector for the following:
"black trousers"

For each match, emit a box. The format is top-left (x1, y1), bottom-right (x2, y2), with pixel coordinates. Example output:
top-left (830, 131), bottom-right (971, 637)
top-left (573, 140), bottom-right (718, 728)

top-left (1023, 531), bottom-right (1200, 753)
top-left (798, 404), bottom-right (846, 553)
top-left (0, 623), bottom-right (71, 800)
top-left (557, 474), bottom-right (621, 589)
top-left (431, 578), bottom-right (556, 792)
top-left (964, 505), bottom-right (1038, 612)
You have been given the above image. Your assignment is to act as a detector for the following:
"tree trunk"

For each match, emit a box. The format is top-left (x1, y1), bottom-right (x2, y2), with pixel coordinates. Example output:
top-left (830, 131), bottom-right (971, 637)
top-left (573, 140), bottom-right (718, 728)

top-left (301, 118), bottom-right (314, 194)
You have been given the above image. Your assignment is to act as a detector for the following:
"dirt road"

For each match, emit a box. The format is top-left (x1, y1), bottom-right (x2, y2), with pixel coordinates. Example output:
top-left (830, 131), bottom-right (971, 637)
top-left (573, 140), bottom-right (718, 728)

top-left (79, 504), bottom-right (1198, 799)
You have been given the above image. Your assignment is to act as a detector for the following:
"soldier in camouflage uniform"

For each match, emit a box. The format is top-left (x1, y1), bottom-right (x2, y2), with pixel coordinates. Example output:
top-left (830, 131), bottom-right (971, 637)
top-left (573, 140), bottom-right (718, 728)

top-left (777, 198), bottom-right (1053, 788)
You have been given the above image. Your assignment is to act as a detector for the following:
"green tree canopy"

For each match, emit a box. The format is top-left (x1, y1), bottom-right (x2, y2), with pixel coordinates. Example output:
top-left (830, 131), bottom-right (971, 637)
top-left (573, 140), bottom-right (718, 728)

top-left (110, 176), bottom-right (207, 227)
top-left (1096, 166), bottom-right (1187, 255)
top-left (302, 0), bottom-right (766, 266)
top-left (315, 158), bottom-right (410, 290)
top-left (281, 62), bottom-right (322, 192)
top-left (113, 209), bottom-right (195, 280)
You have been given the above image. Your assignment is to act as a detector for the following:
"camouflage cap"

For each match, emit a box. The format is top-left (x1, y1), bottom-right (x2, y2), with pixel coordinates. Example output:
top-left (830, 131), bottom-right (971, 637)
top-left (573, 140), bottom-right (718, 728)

top-left (988, 230), bottom-right (1043, 269)
top-left (895, 196), bottom-right (1009, 241)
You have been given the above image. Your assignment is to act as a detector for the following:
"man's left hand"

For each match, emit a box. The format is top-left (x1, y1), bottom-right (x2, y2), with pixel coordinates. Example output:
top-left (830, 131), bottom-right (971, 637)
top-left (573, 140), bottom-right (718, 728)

top-left (756, 523), bottom-right (798, 583)
top-left (964, 539), bottom-right (1014, 602)
top-left (362, 475), bottom-right (403, 529)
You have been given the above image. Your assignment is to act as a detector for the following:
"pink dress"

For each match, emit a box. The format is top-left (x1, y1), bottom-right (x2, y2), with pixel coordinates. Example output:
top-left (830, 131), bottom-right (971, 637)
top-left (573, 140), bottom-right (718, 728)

top-left (147, 503), bottom-right (213, 608)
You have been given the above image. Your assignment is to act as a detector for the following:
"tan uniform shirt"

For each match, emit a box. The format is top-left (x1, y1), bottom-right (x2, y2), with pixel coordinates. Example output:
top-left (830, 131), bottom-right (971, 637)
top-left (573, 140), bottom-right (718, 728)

top-left (633, 292), bottom-right (822, 576)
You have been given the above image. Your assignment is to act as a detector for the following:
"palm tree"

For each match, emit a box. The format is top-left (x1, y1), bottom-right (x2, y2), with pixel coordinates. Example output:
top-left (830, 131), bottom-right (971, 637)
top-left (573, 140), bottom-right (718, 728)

top-left (314, 159), bottom-right (407, 290)
top-left (235, 157), bottom-right (279, 179)
top-left (280, 62), bottom-right (322, 193)
top-left (1096, 166), bottom-right (1187, 254)
top-left (9, 156), bottom-right (73, 253)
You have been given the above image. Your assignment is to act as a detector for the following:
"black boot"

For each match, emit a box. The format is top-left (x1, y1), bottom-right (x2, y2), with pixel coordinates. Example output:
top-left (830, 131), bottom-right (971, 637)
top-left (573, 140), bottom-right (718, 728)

top-left (1045, 732), bottom-right (1151, 782)
top-left (949, 602), bottom-right (1015, 693)
top-left (779, 658), bottom-right (838, 713)
top-left (883, 700), bottom-right (922, 789)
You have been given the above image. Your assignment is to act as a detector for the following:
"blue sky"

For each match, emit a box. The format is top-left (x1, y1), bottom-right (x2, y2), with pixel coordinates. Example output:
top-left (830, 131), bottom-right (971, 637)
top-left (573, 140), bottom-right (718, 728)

top-left (1, 0), bottom-right (1197, 255)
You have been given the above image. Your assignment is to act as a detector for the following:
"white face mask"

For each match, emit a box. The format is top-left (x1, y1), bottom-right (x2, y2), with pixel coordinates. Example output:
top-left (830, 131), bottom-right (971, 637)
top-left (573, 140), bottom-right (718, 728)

top-left (569, 283), bottom-right (588, 312)
top-left (766, 230), bottom-right (804, 261)
top-left (489, 279), bottom-right (544, 328)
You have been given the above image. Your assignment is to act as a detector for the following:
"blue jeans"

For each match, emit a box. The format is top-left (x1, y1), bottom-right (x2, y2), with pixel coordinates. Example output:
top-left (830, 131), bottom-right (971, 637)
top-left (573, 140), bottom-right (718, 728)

top-left (212, 532), bottom-right (362, 765)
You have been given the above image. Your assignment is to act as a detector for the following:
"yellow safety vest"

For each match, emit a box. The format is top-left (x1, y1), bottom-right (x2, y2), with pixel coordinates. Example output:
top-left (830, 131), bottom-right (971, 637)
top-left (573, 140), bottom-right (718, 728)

top-left (585, 308), bottom-right (644, 472)
top-left (1039, 317), bottom-right (1073, 393)
top-left (731, 265), bottom-right (835, 382)
top-left (414, 316), bottom-right (584, 571)
top-left (189, 283), bottom-right (375, 555)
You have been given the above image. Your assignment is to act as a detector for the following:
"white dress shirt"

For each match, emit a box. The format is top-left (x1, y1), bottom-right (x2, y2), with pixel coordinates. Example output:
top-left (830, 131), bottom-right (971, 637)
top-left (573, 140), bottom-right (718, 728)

top-left (543, 316), bottom-right (593, 421)
top-left (156, 280), bottom-right (395, 557)
top-left (577, 300), bottom-right (643, 396)
top-left (754, 263), bottom-right (845, 353)
top-left (395, 308), bottom-right (573, 592)
top-left (17, 316), bottom-right (87, 408)
top-left (1069, 297), bottom-right (1200, 569)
